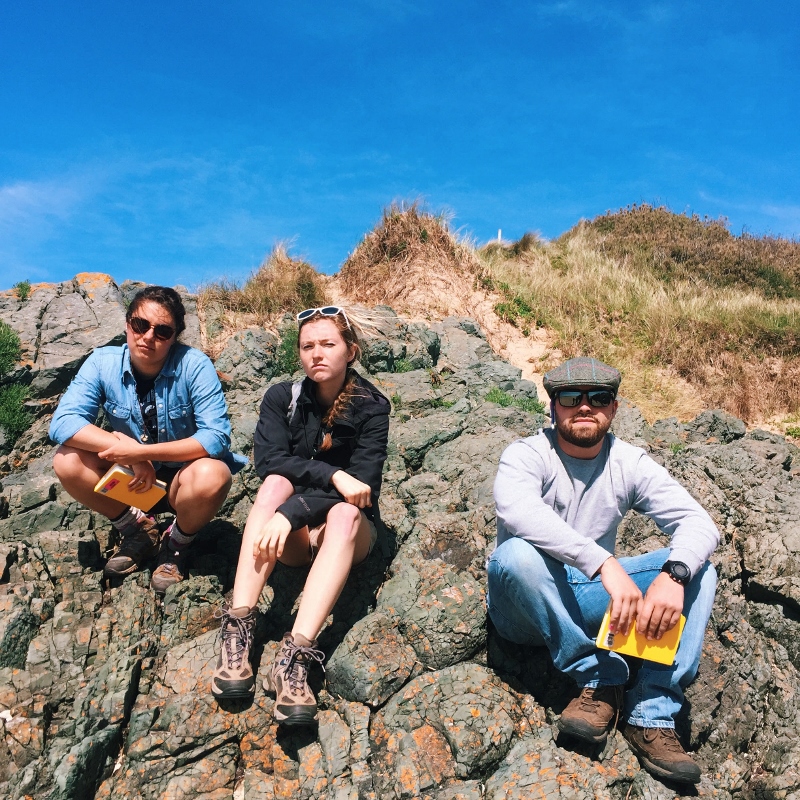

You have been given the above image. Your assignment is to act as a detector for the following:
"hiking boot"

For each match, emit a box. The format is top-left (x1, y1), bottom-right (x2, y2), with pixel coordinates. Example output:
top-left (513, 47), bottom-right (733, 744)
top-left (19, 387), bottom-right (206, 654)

top-left (558, 685), bottom-right (624, 744)
top-left (264, 632), bottom-right (325, 727)
top-left (623, 724), bottom-right (701, 784)
top-left (211, 605), bottom-right (257, 700)
top-left (104, 515), bottom-right (161, 577)
top-left (150, 535), bottom-right (190, 593)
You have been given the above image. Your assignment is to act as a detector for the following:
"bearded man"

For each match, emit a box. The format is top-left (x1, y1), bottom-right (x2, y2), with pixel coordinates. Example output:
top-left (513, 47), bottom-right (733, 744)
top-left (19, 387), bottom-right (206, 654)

top-left (487, 357), bottom-right (719, 784)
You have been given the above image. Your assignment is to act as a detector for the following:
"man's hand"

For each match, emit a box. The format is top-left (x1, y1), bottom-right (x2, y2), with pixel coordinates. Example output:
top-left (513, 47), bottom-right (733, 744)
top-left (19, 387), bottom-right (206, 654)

top-left (128, 461), bottom-right (157, 493)
top-left (252, 512), bottom-right (293, 561)
top-left (598, 557), bottom-right (643, 636)
top-left (98, 432), bottom-right (148, 464)
top-left (637, 572), bottom-right (684, 640)
top-left (331, 471), bottom-right (372, 508)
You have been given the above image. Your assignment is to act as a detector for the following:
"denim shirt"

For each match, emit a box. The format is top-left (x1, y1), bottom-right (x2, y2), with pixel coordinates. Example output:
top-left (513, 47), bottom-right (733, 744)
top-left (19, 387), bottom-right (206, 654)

top-left (49, 343), bottom-right (247, 473)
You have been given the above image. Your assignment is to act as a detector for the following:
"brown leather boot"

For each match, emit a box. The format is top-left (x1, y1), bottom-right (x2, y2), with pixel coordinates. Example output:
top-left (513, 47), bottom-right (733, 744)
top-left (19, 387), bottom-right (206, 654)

top-left (104, 515), bottom-right (161, 577)
top-left (210, 605), bottom-right (257, 700)
top-left (264, 632), bottom-right (325, 727)
top-left (557, 685), bottom-right (624, 744)
top-left (623, 724), bottom-right (701, 784)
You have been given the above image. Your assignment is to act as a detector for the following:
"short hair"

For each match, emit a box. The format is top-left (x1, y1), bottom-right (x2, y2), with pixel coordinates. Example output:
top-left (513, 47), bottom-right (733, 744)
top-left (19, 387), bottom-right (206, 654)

top-left (126, 286), bottom-right (186, 337)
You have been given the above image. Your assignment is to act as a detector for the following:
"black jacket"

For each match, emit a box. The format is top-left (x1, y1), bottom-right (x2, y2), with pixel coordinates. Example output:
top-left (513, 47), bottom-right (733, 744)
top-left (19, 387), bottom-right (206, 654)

top-left (253, 373), bottom-right (390, 530)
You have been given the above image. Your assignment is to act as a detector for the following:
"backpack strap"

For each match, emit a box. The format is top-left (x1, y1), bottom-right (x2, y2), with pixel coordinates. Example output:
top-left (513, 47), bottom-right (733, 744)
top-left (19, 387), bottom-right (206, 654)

top-left (287, 380), bottom-right (303, 422)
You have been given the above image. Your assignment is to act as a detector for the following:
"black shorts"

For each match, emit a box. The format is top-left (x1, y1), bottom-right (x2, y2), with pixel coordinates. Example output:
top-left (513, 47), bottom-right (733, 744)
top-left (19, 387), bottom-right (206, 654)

top-left (148, 465), bottom-right (181, 515)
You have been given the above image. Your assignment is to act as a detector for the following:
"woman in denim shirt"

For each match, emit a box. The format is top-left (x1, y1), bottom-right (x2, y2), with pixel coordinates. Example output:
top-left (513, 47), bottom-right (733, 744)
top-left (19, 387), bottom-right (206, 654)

top-left (49, 286), bottom-right (246, 592)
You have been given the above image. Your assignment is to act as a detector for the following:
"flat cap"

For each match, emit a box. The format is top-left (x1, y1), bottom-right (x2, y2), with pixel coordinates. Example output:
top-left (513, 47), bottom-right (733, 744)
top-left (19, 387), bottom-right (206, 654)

top-left (542, 357), bottom-right (621, 397)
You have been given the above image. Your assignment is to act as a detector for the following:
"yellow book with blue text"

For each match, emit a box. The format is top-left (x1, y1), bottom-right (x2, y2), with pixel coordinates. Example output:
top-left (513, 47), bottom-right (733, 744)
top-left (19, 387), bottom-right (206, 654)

top-left (595, 605), bottom-right (685, 666)
top-left (93, 465), bottom-right (167, 512)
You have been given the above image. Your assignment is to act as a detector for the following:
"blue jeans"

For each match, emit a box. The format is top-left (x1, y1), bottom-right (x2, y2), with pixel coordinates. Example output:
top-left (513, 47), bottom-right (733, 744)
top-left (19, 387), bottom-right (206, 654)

top-left (486, 539), bottom-right (717, 728)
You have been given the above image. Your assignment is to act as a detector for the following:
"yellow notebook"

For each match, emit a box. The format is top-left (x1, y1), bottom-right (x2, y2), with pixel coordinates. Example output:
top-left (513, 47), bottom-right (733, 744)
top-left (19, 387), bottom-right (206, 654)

top-left (93, 465), bottom-right (167, 512)
top-left (595, 606), bottom-right (685, 666)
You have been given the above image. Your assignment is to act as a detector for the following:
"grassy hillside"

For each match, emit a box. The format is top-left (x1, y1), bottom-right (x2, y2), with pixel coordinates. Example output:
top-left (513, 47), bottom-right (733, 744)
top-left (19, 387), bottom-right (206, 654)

top-left (479, 205), bottom-right (800, 423)
top-left (202, 204), bottom-right (800, 429)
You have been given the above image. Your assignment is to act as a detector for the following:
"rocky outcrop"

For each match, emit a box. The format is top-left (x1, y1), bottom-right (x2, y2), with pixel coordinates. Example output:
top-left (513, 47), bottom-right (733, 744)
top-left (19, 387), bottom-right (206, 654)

top-left (2, 279), bottom-right (800, 799)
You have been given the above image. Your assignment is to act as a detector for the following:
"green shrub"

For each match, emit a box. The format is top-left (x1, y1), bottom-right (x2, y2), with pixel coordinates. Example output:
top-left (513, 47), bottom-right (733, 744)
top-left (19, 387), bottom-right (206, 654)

top-left (0, 384), bottom-right (31, 444)
top-left (391, 393), bottom-right (402, 408)
top-left (0, 320), bottom-right (22, 377)
top-left (429, 397), bottom-right (454, 409)
top-left (485, 387), bottom-right (545, 415)
top-left (14, 280), bottom-right (31, 301)
top-left (786, 426), bottom-right (800, 439)
top-left (393, 358), bottom-right (414, 373)
top-left (275, 327), bottom-right (301, 375)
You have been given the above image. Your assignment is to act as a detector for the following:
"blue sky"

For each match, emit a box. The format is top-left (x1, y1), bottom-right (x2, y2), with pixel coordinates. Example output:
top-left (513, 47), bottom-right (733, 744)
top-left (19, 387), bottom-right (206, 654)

top-left (1, 1), bottom-right (798, 290)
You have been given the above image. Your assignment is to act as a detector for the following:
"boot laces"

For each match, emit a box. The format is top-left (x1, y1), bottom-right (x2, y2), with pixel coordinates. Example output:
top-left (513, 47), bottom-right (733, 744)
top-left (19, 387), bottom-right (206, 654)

top-left (649, 727), bottom-right (685, 753)
top-left (281, 640), bottom-right (325, 696)
top-left (216, 610), bottom-right (253, 669)
top-left (579, 686), bottom-right (623, 726)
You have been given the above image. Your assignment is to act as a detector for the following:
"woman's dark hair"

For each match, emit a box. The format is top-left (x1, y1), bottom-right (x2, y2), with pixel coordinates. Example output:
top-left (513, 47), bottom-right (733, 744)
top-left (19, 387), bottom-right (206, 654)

top-left (126, 286), bottom-right (186, 337)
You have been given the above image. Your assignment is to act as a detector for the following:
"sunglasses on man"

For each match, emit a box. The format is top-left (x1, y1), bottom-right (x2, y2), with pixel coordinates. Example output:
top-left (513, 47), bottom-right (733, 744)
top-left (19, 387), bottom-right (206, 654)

top-left (296, 306), bottom-right (351, 329)
top-left (556, 390), bottom-right (616, 408)
top-left (128, 317), bottom-right (176, 342)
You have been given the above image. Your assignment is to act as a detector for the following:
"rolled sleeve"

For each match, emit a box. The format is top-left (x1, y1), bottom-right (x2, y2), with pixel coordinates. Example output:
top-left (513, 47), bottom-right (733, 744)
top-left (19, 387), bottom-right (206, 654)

top-left (184, 355), bottom-right (232, 458)
top-left (49, 352), bottom-right (104, 445)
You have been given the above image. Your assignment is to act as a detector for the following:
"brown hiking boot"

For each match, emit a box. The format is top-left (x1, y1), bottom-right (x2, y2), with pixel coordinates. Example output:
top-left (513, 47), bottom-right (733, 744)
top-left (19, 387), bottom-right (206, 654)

top-left (104, 515), bottom-right (161, 577)
top-left (623, 724), bottom-right (701, 784)
top-left (264, 632), bottom-right (325, 727)
top-left (558, 685), bottom-right (624, 744)
top-left (211, 605), bottom-right (257, 700)
top-left (150, 536), bottom-right (190, 594)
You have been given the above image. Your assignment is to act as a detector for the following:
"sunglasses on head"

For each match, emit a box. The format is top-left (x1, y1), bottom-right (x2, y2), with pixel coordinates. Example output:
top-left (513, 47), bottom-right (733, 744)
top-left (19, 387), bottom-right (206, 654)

top-left (296, 306), bottom-right (351, 329)
top-left (556, 390), bottom-right (616, 408)
top-left (128, 317), bottom-right (176, 342)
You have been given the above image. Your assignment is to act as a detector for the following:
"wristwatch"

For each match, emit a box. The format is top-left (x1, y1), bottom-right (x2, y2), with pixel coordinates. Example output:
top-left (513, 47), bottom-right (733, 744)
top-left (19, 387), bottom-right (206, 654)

top-left (661, 560), bottom-right (691, 586)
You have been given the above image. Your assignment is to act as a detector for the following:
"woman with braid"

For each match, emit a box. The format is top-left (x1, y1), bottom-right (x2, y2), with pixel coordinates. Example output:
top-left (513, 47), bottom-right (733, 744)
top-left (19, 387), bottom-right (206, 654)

top-left (211, 306), bottom-right (390, 725)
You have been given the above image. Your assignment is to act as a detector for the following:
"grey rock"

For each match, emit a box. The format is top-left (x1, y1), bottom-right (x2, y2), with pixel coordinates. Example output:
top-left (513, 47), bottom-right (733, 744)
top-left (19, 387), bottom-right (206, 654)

top-left (684, 408), bottom-right (747, 444)
top-left (215, 328), bottom-right (279, 390)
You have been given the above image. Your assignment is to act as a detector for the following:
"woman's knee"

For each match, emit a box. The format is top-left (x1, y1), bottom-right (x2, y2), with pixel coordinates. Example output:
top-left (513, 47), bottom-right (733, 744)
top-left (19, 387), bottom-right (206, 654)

top-left (53, 445), bottom-right (99, 482)
top-left (324, 502), bottom-right (362, 542)
top-left (181, 458), bottom-right (232, 496)
top-left (255, 474), bottom-right (294, 506)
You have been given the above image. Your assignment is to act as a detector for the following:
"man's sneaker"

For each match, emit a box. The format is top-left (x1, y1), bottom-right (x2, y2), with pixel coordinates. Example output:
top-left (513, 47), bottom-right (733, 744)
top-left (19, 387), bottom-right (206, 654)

top-left (211, 605), bottom-right (257, 700)
top-left (623, 724), bottom-right (701, 784)
top-left (264, 632), bottom-right (325, 726)
top-left (557, 685), bottom-right (624, 745)
top-left (150, 536), bottom-right (190, 593)
top-left (104, 516), bottom-right (161, 577)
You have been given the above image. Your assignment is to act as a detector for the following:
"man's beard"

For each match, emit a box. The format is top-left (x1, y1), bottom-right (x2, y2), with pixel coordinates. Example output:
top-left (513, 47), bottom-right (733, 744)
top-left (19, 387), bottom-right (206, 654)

top-left (556, 414), bottom-right (611, 449)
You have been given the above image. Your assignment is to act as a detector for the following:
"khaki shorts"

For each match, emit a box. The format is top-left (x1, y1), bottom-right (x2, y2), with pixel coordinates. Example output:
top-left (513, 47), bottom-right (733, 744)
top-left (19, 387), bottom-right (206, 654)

top-left (307, 516), bottom-right (378, 563)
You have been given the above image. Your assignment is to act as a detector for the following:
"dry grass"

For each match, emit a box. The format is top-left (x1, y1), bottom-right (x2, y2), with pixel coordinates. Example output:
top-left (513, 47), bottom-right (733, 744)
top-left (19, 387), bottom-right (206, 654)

top-left (198, 244), bottom-right (329, 353)
top-left (479, 217), bottom-right (800, 423)
top-left (336, 202), bottom-right (483, 315)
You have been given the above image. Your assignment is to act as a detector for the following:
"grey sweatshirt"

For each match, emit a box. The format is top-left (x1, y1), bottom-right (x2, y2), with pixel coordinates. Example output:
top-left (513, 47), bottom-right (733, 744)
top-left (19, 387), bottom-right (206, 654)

top-left (493, 428), bottom-right (719, 580)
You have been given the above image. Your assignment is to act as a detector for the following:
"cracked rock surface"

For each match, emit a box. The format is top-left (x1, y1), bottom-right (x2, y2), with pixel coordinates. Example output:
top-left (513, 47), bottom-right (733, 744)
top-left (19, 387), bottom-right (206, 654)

top-left (2, 280), bottom-right (800, 799)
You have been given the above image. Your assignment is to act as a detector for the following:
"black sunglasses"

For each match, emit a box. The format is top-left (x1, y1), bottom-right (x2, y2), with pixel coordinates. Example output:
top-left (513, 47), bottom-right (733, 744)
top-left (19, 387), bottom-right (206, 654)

top-left (128, 317), bottom-right (176, 342)
top-left (556, 390), bottom-right (616, 408)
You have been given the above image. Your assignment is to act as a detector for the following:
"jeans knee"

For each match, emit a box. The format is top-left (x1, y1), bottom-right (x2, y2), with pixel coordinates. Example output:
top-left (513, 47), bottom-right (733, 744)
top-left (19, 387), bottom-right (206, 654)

top-left (488, 538), bottom-right (550, 591)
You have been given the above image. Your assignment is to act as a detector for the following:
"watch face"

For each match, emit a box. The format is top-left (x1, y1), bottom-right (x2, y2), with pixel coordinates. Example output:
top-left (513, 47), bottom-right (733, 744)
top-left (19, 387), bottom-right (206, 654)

top-left (666, 561), bottom-right (690, 583)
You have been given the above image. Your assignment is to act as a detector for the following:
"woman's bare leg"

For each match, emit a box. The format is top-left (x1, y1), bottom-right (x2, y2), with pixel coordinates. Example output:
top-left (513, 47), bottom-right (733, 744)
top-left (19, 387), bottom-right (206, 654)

top-left (53, 445), bottom-right (128, 518)
top-left (231, 475), bottom-right (305, 609)
top-left (169, 458), bottom-right (232, 534)
top-left (292, 502), bottom-right (372, 641)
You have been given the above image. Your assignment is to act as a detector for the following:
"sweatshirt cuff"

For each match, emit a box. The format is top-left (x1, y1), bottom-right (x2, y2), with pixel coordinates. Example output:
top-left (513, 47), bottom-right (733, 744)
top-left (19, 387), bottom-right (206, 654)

top-left (576, 542), bottom-right (614, 580)
top-left (667, 548), bottom-right (704, 580)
